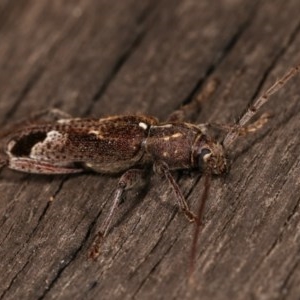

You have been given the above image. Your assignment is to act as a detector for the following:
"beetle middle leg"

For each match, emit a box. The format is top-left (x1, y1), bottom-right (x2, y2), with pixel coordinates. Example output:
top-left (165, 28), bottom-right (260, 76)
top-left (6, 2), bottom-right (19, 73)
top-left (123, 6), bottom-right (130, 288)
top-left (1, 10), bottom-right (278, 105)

top-left (89, 168), bottom-right (148, 259)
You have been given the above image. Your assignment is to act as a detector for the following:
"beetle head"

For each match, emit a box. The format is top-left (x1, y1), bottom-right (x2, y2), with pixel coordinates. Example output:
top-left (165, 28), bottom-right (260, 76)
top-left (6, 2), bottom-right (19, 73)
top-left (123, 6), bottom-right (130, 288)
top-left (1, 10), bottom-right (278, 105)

top-left (193, 135), bottom-right (227, 175)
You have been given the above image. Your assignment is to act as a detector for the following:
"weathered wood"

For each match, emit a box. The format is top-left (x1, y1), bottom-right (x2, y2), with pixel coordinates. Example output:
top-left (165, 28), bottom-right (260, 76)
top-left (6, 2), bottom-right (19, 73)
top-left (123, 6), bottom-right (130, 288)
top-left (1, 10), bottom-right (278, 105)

top-left (0, 0), bottom-right (300, 299)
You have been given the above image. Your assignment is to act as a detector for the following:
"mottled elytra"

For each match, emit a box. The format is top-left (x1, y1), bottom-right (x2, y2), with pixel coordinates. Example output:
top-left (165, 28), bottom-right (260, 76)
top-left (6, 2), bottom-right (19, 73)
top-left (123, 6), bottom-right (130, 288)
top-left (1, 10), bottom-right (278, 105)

top-left (0, 64), bottom-right (299, 277)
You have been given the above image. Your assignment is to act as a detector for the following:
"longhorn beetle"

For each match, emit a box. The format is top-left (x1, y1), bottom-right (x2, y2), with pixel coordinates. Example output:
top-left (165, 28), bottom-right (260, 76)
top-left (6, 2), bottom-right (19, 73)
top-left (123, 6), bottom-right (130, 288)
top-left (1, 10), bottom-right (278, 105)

top-left (0, 64), bottom-right (299, 276)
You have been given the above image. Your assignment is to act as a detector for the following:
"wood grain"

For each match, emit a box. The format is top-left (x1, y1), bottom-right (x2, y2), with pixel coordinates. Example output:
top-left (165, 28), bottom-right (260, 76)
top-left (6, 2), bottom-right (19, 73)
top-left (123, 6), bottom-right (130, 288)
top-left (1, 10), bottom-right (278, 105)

top-left (0, 1), bottom-right (300, 299)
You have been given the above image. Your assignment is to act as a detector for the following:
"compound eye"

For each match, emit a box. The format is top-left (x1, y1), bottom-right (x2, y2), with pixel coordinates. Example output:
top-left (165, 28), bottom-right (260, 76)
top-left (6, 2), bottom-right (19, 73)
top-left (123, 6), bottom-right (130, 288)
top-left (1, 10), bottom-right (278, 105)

top-left (198, 148), bottom-right (212, 171)
top-left (199, 148), bottom-right (212, 161)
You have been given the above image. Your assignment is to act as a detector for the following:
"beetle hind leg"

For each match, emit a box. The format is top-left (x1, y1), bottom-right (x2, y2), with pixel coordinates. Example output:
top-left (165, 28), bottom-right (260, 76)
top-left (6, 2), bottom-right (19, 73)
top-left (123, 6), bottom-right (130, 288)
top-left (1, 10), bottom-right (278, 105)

top-left (27, 108), bottom-right (72, 123)
top-left (8, 157), bottom-right (85, 174)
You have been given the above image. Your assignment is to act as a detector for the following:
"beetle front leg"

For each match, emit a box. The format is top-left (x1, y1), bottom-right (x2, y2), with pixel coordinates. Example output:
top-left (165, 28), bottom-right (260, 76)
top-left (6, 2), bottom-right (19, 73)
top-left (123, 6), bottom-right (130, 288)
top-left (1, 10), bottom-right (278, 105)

top-left (154, 161), bottom-right (197, 223)
top-left (89, 168), bottom-right (147, 260)
top-left (8, 157), bottom-right (85, 174)
top-left (167, 79), bottom-right (219, 122)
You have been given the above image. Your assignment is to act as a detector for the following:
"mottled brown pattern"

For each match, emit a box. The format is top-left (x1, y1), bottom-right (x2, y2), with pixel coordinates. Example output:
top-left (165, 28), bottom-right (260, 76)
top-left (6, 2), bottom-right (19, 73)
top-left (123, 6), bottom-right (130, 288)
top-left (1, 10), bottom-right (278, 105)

top-left (145, 123), bottom-right (202, 170)
top-left (1, 2), bottom-right (300, 300)
top-left (2, 115), bottom-right (160, 173)
top-left (10, 131), bottom-right (47, 157)
top-left (2, 114), bottom-right (226, 174)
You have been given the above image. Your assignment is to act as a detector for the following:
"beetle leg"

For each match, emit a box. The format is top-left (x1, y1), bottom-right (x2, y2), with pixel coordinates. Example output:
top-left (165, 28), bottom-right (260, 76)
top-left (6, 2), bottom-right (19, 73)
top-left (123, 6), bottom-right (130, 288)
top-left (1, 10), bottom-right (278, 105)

top-left (8, 157), bottom-right (84, 174)
top-left (232, 113), bottom-right (270, 136)
top-left (197, 112), bottom-right (270, 140)
top-left (26, 108), bottom-right (72, 123)
top-left (89, 168), bottom-right (147, 260)
top-left (222, 113), bottom-right (270, 147)
top-left (167, 79), bottom-right (219, 122)
top-left (0, 109), bottom-right (73, 141)
top-left (154, 161), bottom-right (197, 223)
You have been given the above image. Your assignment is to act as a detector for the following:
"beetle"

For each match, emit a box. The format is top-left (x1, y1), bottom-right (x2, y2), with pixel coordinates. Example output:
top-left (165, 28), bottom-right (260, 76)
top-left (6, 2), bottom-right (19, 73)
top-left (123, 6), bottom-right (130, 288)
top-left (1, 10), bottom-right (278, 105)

top-left (0, 64), bottom-right (299, 268)
top-left (0, 107), bottom-right (226, 248)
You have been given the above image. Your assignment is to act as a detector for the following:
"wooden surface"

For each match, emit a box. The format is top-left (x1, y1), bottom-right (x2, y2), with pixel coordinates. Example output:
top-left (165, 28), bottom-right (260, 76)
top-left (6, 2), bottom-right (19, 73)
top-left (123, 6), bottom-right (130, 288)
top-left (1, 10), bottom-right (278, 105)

top-left (0, 1), bottom-right (300, 299)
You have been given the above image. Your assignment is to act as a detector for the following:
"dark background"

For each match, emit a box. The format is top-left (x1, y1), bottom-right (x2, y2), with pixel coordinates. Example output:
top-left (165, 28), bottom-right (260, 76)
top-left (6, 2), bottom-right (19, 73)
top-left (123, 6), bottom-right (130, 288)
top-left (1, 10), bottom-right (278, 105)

top-left (0, 1), bottom-right (300, 299)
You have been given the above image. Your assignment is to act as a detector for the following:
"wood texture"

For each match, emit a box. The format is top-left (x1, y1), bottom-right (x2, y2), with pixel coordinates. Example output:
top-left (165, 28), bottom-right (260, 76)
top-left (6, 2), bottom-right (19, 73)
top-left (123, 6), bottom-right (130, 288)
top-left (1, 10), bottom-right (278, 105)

top-left (0, 1), bottom-right (300, 299)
